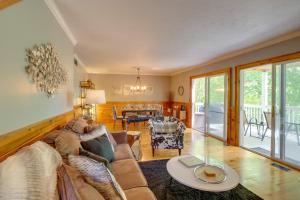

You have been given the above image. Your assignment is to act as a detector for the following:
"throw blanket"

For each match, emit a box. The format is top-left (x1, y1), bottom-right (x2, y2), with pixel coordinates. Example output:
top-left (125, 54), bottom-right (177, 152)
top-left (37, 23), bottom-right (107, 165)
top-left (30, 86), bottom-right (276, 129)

top-left (0, 141), bottom-right (62, 200)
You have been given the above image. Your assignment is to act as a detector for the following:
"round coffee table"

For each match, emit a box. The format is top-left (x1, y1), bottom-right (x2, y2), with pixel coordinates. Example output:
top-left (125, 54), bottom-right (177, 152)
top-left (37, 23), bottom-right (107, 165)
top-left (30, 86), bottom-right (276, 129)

top-left (166, 155), bottom-right (239, 192)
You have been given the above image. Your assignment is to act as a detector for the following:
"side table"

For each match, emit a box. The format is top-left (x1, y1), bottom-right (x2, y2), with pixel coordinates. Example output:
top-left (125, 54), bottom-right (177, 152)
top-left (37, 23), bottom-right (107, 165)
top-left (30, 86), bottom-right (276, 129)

top-left (127, 131), bottom-right (142, 160)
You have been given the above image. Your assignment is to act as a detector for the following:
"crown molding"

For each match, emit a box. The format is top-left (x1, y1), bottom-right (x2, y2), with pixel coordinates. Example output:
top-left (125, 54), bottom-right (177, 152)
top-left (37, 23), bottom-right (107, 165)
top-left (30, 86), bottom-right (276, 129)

top-left (87, 71), bottom-right (171, 77)
top-left (171, 29), bottom-right (300, 76)
top-left (44, 0), bottom-right (77, 46)
top-left (74, 54), bottom-right (85, 67)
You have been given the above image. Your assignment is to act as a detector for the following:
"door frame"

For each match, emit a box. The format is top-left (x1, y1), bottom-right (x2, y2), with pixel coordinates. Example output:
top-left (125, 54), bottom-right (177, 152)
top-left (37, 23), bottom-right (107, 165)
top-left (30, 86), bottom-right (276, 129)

top-left (190, 67), bottom-right (232, 144)
top-left (235, 51), bottom-right (300, 170)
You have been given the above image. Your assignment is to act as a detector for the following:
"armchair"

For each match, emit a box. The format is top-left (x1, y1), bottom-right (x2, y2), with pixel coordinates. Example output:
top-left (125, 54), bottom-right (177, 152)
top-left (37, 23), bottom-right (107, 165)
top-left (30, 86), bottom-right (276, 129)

top-left (148, 118), bottom-right (186, 156)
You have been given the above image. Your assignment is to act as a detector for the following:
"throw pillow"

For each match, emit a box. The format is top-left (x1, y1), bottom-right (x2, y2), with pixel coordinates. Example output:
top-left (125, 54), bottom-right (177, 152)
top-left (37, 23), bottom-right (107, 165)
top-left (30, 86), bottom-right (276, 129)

top-left (68, 155), bottom-right (127, 200)
top-left (79, 148), bottom-right (111, 170)
top-left (79, 125), bottom-right (107, 141)
top-left (71, 118), bottom-right (89, 134)
top-left (80, 125), bottom-right (116, 152)
top-left (55, 131), bottom-right (81, 156)
top-left (81, 135), bottom-right (115, 162)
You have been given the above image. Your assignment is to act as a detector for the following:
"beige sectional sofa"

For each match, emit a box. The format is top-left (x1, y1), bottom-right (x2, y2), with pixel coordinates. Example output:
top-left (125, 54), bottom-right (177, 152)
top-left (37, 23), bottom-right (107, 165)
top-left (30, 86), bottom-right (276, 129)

top-left (108, 131), bottom-right (156, 200)
top-left (0, 127), bottom-right (156, 200)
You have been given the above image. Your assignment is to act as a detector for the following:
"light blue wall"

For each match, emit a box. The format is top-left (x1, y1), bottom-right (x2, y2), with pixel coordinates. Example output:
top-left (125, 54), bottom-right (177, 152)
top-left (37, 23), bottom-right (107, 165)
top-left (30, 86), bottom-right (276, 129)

top-left (0, 0), bottom-right (78, 134)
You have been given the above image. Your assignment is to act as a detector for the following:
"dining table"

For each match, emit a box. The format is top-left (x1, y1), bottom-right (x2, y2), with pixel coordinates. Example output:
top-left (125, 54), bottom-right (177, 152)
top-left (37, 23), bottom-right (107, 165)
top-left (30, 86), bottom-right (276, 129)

top-left (121, 108), bottom-right (160, 118)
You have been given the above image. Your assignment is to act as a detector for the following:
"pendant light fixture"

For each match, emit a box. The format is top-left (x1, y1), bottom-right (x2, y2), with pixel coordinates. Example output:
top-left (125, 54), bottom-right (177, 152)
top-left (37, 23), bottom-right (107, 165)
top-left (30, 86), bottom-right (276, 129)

top-left (130, 67), bottom-right (146, 93)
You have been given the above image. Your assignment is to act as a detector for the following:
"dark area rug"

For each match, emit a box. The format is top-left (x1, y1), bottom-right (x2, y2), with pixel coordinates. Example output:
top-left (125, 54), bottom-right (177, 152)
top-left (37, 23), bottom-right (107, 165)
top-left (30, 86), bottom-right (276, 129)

top-left (138, 159), bottom-right (262, 200)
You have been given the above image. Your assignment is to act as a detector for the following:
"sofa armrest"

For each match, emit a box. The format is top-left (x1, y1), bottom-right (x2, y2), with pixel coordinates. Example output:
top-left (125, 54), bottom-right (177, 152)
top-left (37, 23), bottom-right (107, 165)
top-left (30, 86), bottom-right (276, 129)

top-left (111, 131), bottom-right (128, 144)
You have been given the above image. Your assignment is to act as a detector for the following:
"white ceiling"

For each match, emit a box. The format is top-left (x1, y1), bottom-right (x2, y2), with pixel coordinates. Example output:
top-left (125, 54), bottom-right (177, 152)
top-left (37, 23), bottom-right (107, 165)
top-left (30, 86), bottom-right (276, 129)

top-left (54, 0), bottom-right (300, 75)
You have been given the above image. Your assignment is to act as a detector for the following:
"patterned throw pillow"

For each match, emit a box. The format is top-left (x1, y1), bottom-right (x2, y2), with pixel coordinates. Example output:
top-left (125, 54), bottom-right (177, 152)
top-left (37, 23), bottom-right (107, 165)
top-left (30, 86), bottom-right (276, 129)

top-left (68, 155), bottom-right (127, 200)
top-left (0, 141), bottom-right (62, 200)
top-left (65, 118), bottom-right (90, 134)
top-left (79, 148), bottom-right (111, 170)
top-left (71, 119), bottom-right (89, 134)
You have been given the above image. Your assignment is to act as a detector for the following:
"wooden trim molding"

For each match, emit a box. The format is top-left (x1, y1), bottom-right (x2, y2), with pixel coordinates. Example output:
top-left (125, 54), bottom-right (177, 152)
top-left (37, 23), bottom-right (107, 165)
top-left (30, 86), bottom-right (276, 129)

top-left (0, 108), bottom-right (80, 161)
top-left (0, 0), bottom-right (20, 10)
top-left (189, 67), bottom-right (232, 144)
top-left (235, 51), bottom-right (300, 71)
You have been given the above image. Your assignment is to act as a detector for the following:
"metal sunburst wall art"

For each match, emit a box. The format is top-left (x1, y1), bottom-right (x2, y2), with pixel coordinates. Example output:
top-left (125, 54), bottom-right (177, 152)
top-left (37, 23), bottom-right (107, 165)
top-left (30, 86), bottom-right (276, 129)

top-left (25, 43), bottom-right (67, 98)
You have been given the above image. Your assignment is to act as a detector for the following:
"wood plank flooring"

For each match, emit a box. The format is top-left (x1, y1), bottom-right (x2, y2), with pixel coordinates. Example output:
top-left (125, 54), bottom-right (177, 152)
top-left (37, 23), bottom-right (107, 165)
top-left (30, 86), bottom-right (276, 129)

top-left (108, 123), bottom-right (300, 200)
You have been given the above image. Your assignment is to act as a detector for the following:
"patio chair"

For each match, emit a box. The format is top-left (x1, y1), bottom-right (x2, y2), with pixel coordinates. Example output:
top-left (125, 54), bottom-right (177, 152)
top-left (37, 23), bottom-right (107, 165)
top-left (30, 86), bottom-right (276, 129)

top-left (261, 111), bottom-right (271, 141)
top-left (243, 110), bottom-right (260, 137)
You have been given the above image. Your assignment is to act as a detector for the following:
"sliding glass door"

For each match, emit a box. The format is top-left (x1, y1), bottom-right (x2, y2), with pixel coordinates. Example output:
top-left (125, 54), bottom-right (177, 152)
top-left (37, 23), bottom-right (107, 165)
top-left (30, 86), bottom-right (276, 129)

top-left (239, 59), bottom-right (300, 167)
top-left (192, 72), bottom-right (228, 141)
top-left (207, 75), bottom-right (227, 138)
top-left (274, 60), bottom-right (300, 166)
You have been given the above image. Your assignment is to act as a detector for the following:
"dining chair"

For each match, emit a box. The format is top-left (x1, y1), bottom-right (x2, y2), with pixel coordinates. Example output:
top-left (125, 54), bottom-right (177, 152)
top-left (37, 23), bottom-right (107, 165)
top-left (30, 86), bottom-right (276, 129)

top-left (112, 105), bottom-right (127, 129)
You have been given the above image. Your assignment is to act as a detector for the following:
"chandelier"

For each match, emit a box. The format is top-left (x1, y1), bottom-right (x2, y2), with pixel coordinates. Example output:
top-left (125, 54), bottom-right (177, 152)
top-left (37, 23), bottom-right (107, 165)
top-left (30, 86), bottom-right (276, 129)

top-left (130, 67), bottom-right (146, 93)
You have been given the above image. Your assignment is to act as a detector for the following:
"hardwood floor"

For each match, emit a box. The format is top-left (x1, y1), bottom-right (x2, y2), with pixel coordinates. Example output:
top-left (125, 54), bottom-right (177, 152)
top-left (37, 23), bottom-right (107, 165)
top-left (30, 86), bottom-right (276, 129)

top-left (108, 123), bottom-right (300, 200)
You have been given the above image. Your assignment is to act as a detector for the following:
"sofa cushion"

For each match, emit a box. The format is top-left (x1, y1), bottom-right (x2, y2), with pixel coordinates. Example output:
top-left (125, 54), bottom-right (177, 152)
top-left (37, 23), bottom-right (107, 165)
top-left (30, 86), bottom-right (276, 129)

top-left (124, 187), bottom-right (156, 200)
top-left (61, 164), bottom-right (105, 200)
top-left (81, 135), bottom-right (115, 162)
top-left (68, 155), bottom-right (126, 200)
top-left (114, 144), bottom-right (134, 160)
top-left (111, 159), bottom-right (148, 190)
top-left (57, 164), bottom-right (81, 200)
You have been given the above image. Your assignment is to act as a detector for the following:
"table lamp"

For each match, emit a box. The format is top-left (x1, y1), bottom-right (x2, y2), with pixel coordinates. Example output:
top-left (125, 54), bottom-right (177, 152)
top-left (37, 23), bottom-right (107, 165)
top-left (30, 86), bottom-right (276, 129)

top-left (85, 90), bottom-right (106, 121)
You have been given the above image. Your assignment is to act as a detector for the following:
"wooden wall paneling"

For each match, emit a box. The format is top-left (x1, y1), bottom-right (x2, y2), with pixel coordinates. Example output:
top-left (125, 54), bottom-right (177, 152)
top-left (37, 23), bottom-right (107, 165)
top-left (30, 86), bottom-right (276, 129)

top-left (96, 101), bottom-right (172, 127)
top-left (0, 107), bottom-right (80, 161)
top-left (170, 101), bottom-right (191, 128)
top-left (0, 0), bottom-right (20, 10)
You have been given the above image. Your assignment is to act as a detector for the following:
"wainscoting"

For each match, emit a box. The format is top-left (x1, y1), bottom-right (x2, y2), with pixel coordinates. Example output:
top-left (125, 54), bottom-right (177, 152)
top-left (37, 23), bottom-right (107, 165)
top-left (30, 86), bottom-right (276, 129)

top-left (170, 101), bottom-right (191, 128)
top-left (96, 101), bottom-right (171, 127)
top-left (0, 107), bottom-right (81, 161)
top-left (96, 101), bottom-right (191, 129)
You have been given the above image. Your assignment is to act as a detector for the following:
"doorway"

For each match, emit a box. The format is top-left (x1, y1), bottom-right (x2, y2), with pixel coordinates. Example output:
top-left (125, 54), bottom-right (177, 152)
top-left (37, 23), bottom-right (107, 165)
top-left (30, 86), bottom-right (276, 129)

top-left (237, 59), bottom-right (300, 167)
top-left (191, 69), bottom-right (230, 141)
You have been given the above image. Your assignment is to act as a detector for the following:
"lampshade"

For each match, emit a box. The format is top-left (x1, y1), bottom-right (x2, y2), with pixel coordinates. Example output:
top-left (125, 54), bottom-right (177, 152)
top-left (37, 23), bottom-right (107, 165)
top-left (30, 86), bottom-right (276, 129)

top-left (85, 90), bottom-right (106, 104)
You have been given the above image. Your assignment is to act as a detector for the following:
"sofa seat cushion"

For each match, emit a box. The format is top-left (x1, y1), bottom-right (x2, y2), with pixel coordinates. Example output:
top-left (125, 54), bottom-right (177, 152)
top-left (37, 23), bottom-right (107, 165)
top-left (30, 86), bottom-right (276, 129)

top-left (111, 159), bottom-right (147, 190)
top-left (124, 187), bottom-right (156, 200)
top-left (114, 144), bottom-right (134, 160)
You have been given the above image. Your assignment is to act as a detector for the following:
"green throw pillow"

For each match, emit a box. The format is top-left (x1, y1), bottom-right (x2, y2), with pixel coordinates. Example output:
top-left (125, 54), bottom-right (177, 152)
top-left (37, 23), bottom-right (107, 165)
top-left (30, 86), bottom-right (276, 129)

top-left (81, 135), bottom-right (115, 162)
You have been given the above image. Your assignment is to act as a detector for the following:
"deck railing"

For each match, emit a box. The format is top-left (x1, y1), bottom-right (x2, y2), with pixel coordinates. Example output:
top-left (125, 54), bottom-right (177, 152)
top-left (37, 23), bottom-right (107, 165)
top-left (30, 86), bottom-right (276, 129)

top-left (194, 103), bottom-right (300, 124)
top-left (243, 104), bottom-right (300, 124)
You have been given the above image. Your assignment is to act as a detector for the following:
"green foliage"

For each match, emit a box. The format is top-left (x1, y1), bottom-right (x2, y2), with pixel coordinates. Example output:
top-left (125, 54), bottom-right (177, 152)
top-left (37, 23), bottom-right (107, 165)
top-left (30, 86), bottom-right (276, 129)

top-left (193, 61), bottom-right (300, 107)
